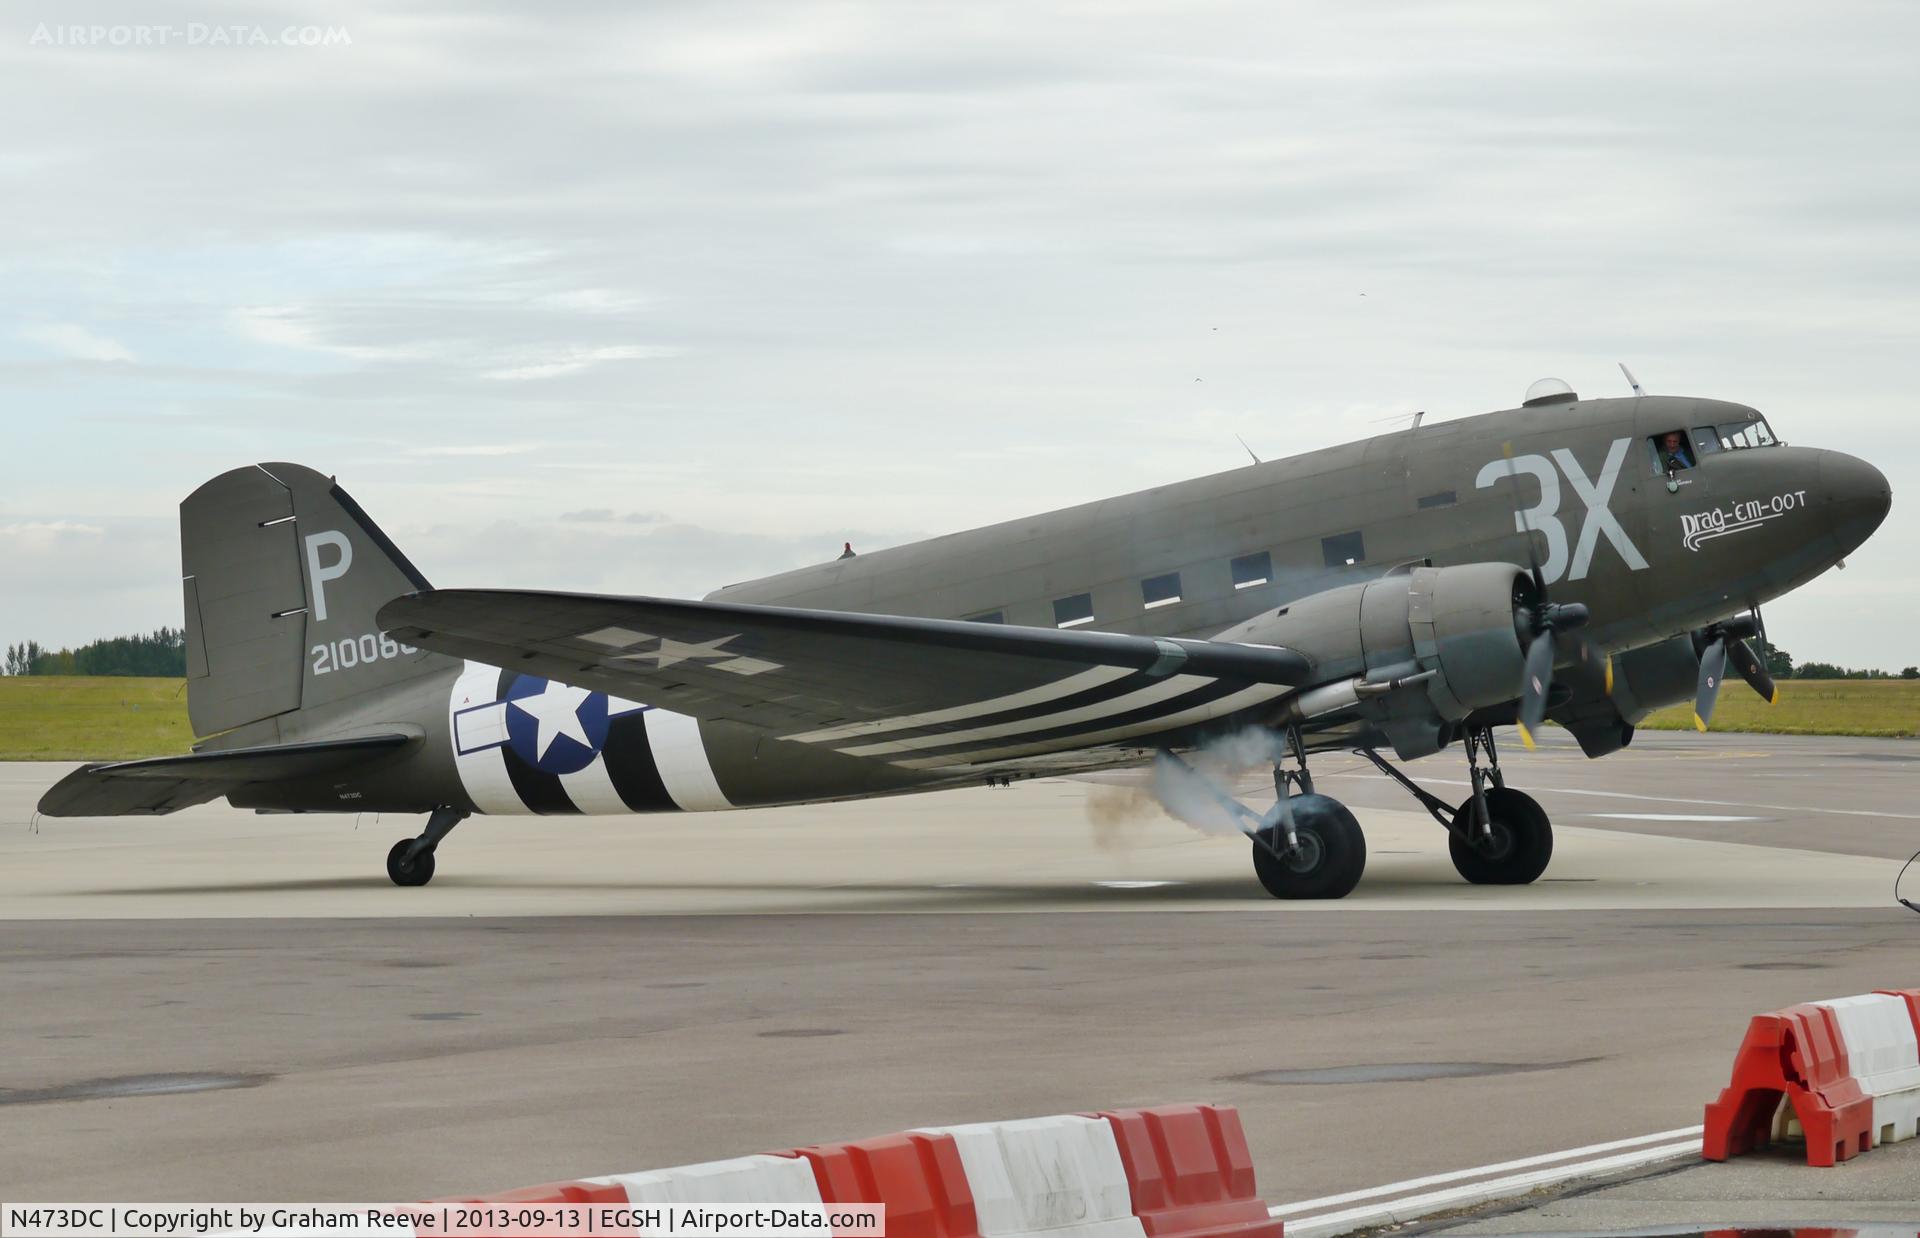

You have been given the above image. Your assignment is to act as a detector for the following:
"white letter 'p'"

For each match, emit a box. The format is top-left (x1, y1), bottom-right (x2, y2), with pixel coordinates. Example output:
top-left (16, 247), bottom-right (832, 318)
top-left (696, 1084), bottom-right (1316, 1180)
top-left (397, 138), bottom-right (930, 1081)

top-left (303, 530), bottom-right (353, 622)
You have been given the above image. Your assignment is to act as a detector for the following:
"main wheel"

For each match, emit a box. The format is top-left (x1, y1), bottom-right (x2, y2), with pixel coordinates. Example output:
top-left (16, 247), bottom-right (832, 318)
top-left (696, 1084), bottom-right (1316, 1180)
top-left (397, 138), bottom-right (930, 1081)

top-left (1251, 794), bottom-right (1367, 900)
top-left (386, 839), bottom-right (436, 887)
top-left (1448, 787), bottom-right (1552, 885)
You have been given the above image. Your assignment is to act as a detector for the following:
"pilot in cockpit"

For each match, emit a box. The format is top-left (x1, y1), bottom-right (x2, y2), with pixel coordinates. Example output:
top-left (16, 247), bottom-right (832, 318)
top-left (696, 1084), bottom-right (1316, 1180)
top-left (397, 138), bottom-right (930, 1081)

top-left (1657, 430), bottom-right (1695, 472)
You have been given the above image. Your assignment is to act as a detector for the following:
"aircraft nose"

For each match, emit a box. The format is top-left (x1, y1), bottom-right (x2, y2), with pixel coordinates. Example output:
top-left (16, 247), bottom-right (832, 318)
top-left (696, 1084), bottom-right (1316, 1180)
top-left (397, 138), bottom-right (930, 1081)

top-left (1821, 449), bottom-right (1892, 551)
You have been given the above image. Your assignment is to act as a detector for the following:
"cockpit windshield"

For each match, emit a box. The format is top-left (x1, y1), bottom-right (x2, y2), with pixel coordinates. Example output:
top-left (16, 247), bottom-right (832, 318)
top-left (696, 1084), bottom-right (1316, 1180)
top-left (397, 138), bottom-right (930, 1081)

top-left (1713, 417), bottom-right (1777, 450)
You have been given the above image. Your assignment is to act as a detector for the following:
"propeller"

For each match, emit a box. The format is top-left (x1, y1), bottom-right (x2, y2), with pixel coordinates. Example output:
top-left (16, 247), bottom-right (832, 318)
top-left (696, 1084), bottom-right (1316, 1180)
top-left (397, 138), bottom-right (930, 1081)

top-left (1498, 443), bottom-right (1597, 751)
top-left (1514, 580), bottom-right (1590, 750)
top-left (1691, 612), bottom-right (1777, 730)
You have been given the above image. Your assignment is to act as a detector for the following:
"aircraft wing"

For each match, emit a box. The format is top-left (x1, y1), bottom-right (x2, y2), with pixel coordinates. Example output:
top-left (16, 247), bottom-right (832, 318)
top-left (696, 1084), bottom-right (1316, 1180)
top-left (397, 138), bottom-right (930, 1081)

top-left (379, 589), bottom-right (1313, 741)
top-left (38, 734), bottom-right (415, 816)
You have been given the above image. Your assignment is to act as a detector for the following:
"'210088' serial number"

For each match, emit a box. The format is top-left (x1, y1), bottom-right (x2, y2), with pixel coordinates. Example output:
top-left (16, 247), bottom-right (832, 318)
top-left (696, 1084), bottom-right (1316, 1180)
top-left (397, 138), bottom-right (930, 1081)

top-left (311, 631), bottom-right (418, 675)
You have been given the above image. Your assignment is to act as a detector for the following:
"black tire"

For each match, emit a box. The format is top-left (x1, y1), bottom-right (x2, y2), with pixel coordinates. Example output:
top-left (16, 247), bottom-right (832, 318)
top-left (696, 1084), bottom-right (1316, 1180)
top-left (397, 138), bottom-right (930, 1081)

top-left (1448, 787), bottom-right (1553, 885)
top-left (386, 839), bottom-right (435, 887)
top-left (1251, 794), bottom-right (1367, 900)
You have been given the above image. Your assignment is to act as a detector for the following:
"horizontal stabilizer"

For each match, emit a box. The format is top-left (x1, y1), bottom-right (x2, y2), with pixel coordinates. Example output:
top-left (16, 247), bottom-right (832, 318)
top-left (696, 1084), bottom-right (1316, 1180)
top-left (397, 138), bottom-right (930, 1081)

top-left (37, 734), bottom-right (414, 817)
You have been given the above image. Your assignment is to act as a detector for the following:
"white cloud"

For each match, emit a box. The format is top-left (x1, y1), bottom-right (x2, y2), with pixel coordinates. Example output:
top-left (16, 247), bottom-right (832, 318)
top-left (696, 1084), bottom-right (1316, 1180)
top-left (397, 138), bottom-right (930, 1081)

top-left (229, 304), bottom-right (429, 362)
top-left (479, 344), bottom-right (680, 381)
top-left (406, 443), bottom-right (543, 458)
top-left (0, 519), bottom-right (104, 537)
top-left (20, 323), bottom-right (133, 362)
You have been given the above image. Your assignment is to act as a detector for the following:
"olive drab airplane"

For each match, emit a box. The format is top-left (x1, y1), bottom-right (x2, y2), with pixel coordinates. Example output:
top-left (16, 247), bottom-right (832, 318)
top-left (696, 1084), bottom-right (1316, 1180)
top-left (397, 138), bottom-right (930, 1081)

top-left (40, 377), bottom-right (1892, 899)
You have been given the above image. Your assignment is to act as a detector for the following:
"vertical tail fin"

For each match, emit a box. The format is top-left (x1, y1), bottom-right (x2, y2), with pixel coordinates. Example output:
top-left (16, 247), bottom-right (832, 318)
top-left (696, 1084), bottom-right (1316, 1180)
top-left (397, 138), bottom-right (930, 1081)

top-left (180, 462), bottom-right (452, 737)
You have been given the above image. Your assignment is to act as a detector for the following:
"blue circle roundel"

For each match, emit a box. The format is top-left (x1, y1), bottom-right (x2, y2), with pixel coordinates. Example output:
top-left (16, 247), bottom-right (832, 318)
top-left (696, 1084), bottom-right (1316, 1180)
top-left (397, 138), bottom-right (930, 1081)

top-left (503, 675), bottom-right (611, 774)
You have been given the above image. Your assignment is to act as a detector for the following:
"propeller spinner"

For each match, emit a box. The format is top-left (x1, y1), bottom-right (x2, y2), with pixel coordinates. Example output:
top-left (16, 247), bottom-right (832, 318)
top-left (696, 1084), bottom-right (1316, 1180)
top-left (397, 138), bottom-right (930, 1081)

top-left (1513, 571), bottom-right (1590, 750)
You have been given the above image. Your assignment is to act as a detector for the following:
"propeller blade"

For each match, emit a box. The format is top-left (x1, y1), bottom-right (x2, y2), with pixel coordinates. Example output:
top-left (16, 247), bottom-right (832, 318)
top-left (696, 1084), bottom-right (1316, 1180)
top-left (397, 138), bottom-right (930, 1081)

top-left (1516, 629), bottom-right (1556, 750)
top-left (1693, 637), bottom-right (1727, 731)
top-left (1727, 636), bottom-right (1778, 705)
top-left (1575, 639), bottom-right (1615, 698)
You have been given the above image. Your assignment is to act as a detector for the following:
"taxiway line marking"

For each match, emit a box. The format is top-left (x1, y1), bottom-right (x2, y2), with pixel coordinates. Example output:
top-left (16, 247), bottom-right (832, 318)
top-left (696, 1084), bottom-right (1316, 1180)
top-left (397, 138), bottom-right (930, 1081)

top-left (1319, 772), bottom-right (1920, 822)
top-left (1589, 812), bottom-right (1762, 822)
top-left (1269, 1124), bottom-right (1702, 1216)
top-left (1275, 1135), bottom-right (1701, 1236)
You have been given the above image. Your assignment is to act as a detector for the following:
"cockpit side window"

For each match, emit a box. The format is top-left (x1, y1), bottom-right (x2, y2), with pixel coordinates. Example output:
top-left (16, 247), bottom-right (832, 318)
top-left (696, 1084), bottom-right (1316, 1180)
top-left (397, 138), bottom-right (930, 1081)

top-left (1649, 429), bottom-right (1695, 472)
top-left (1690, 427), bottom-right (1721, 457)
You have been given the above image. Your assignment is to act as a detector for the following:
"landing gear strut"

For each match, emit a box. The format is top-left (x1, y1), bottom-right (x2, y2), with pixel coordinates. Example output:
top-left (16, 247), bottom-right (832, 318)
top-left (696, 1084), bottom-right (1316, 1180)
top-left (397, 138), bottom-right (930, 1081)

top-left (1162, 726), bottom-right (1366, 900)
top-left (387, 806), bottom-right (467, 887)
top-left (1357, 726), bottom-right (1552, 886)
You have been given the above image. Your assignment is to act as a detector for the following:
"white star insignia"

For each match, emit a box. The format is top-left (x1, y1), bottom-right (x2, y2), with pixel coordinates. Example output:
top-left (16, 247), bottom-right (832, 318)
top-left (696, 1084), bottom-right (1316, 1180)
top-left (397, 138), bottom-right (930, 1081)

top-left (510, 680), bottom-right (594, 759)
top-left (619, 634), bottom-right (744, 668)
top-left (612, 633), bottom-right (782, 675)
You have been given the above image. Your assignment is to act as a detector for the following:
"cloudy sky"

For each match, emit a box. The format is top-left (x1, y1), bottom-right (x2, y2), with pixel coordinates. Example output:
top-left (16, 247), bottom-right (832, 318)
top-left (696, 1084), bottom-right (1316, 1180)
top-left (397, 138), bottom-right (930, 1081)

top-left (2, 2), bottom-right (1914, 669)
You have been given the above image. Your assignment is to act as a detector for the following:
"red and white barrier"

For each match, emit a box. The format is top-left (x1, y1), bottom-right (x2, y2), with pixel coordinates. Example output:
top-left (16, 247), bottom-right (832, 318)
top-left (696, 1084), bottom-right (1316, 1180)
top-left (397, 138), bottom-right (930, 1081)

top-left (439, 1104), bottom-right (1282, 1238)
top-left (1703, 987), bottom-right (1920, 1166)
top-left (588, 1154), bottom-right (826, 1206)
top-left (915, 1115), bottom-right (1144, 1238)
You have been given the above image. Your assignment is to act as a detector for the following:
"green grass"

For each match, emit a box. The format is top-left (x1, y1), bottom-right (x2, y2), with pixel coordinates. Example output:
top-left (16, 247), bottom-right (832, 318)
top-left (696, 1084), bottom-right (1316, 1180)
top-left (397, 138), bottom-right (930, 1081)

top-left (1640, 678), bottom-right (1920, 738)
top-left (0, 676), bottom-right (194, 761)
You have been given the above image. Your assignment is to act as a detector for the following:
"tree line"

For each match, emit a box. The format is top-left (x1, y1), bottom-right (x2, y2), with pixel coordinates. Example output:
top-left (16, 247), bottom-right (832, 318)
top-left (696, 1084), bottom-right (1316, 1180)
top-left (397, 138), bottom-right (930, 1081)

top-left (4, 628), bottom-right (188, 677)
top-left (0, 627), bottom-right (1914, 680)
top-left (1751, 637), bottom-right (1918, 681)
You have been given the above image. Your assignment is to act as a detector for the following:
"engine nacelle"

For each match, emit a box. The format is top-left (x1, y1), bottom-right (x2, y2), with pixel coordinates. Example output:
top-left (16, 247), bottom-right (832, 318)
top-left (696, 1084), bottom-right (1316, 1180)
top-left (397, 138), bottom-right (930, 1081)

top-left (1214, 563), bottom-right (1531, 759)
top-left (1548, 633), bottom-right (1701, 757)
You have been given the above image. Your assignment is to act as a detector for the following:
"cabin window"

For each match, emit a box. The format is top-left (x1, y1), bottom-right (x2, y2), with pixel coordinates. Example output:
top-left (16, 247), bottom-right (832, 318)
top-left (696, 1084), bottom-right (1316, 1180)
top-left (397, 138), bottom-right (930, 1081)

top-left (966, 610), bottom-right (1005, 624)
top-left (1141, 572), bottom-right (1181, 609)
top-left (1230, 551), bottom-right (1271, 589)
top-left (1417, 490), bottom-right (1457, 510)
top-left (1321, 531), bottom-right (1365, 567)
top-left (1053, 593), bottom-right (1095, 628)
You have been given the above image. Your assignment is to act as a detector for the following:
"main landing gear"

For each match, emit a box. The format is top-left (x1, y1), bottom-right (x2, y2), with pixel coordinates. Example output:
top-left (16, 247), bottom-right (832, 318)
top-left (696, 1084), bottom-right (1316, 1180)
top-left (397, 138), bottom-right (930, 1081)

top-left (1161, 726), bottom-right (1366, 900)
top-left (1357, 726), bottom-right (1554, 886)
top-left (386, 806), bottom-right (468, 887)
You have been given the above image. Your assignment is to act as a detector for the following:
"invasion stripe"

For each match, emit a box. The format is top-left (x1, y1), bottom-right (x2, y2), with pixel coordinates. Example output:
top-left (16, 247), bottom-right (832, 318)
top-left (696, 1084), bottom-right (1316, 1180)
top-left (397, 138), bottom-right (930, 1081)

top-left (837, 674), bottom-right (1216, 756)
top-left (649, 710), bottom-right (733, 810)
top-left (558, 753), bottom-right (631, 816)
top-left (824, 670), bottom-right (1162, 748)
top-left (501, 744), bottom-right (580, 814)
top-left (893, 681), bottom-right (1294, 769)
top-left (449, 660), bottom-right (524, 815)
top-left (877, 677), bottom-right (1256, 761)
top-left (783, 665), bottom-right (1137, 744)
top-left (601, 710), bottom-right (680, 812)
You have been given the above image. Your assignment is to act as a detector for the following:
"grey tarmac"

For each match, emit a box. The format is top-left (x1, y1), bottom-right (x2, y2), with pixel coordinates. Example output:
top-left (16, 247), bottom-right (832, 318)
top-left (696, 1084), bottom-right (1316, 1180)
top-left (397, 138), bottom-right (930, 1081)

top-left (3, 737), bottom-right (1917, 1231)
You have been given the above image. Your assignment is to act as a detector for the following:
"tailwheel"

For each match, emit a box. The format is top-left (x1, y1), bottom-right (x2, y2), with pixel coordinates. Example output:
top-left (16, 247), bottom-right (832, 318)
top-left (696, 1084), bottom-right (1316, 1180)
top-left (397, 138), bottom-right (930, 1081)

top-left (385, 805), bottom-right (466, 887)
top-left (1448, 786), bottom-right (1552, 885)
top-left (386, 839), bottom-right (436, 887)
top-left (1252, 794), bottom-right (1367, 900)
